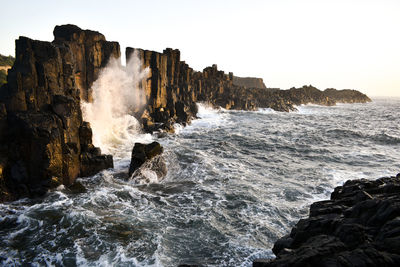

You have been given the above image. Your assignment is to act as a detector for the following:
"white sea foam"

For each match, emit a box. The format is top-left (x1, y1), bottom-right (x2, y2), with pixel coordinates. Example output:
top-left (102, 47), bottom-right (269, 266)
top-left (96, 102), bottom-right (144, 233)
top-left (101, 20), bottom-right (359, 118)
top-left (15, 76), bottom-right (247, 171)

top-left (178, 103), bottom-right (230, 133)
top-left (294, 105), bottom-right (316, 114)
top-left (197, 102), bottom-right (223, 120)
top-left (256, 108), bottom-right (276, 114)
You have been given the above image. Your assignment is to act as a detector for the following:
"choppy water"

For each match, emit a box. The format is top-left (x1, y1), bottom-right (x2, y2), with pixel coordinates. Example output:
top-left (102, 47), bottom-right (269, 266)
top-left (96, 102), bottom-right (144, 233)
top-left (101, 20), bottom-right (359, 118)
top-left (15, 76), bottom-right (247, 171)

top-left (1, 98), bottom-right (399, 266)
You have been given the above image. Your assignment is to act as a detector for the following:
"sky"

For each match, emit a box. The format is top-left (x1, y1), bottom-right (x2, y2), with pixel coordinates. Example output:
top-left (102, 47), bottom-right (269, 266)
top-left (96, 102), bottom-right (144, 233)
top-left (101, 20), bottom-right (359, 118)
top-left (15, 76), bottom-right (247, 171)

top-left (1, 0), bottom-right (399, 97)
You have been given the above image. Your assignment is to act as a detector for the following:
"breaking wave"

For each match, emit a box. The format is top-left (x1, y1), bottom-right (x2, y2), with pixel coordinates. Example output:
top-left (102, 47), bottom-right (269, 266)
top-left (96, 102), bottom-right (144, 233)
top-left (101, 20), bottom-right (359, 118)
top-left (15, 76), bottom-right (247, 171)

top-left (81, 51), bottom-right (151, 156)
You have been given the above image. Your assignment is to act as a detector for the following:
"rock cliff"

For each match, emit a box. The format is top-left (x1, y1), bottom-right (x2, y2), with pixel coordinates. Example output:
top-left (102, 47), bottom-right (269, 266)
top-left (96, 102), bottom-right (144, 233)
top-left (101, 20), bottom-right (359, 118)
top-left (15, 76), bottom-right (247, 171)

top-left (254, 174), bottom-right (400, 267)
top-left (53, 24), bottom-right (120, 102)
top-left (232, 76), bottom-right (267, 89)
top-left (125, 47), bottom-right (198, 132)
top-left (0, 25), bottom-right (117, 202)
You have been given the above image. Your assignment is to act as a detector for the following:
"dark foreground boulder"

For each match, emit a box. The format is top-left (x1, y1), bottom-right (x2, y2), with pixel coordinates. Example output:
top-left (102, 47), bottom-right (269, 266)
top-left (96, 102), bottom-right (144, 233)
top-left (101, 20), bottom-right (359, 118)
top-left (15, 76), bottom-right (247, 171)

top-left (129, 142), bottom-right (166, 183)
top-left (254, 173), bottom-right (400, 267)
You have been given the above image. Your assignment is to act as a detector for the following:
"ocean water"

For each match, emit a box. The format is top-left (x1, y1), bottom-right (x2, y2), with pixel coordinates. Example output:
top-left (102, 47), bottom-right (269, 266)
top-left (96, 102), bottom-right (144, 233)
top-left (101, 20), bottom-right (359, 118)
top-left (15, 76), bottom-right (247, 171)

top-left (1, 98), bottom-right (399, 266)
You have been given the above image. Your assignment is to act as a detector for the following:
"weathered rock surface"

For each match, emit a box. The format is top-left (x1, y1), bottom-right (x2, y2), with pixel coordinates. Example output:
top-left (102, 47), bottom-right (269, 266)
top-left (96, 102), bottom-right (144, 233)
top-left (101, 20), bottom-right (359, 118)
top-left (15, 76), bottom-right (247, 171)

top-left (232, 76), bottom-right (267, 89)
top-left (129, 142), bottom-right (166, 183)
top-left (53, 24), bottom-right (120, 102)
top-left (0, 25), bottom-right (117, 202)
top-left (254, 174), bottom-right (400, 267)
top-left (126, 47), bottom-right (199, 132)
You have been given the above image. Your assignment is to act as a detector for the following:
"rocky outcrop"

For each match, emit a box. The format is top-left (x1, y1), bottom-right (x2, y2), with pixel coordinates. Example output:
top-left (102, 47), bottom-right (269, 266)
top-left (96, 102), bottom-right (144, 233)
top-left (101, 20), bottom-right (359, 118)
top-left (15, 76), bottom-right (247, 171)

top-left (232, 76), bottom-right (267, 89)
top-left (129, 142), bottom-right (166, 183)
top-left (324, 88), bottom-right (372, 103)
top-left (0, 25), bottom-right (117, 202)
top-left (254, 173), bottom-right (400, 267)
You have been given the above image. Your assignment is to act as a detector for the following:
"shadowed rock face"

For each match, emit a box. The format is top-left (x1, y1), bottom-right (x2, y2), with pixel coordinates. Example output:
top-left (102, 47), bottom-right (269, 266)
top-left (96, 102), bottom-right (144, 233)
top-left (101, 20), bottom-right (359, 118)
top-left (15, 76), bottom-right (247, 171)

top-left (0, 25), bottom-right (116, 202)
top-left (53, 24), bottom-right (120, 102)
top-left (129, 142), bottom-right (166, 183)
top-left (129, 142), bottom-right (164, 176)
top-left (254, 174), bottom-right (400, 267)
top-left (126, 47), bottom-right (199, 132)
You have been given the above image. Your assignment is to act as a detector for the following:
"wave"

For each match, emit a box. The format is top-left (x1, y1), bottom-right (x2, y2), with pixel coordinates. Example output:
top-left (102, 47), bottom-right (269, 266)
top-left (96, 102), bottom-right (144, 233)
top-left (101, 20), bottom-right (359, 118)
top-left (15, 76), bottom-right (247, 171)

top-left (326, 129), bottom-right (400, 145)
top-left (255, 108), bottom-right (276, 114)
top-left (371, 132), bottom-right (400, 145)
top-left (174, 103), bottom-right (231, 135)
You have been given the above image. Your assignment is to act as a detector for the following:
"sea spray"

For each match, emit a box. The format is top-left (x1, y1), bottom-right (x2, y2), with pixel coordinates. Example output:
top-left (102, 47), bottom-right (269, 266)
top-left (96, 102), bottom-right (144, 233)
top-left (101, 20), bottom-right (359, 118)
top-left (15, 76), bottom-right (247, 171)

top-left (81, 51), bottom-right (151, 157)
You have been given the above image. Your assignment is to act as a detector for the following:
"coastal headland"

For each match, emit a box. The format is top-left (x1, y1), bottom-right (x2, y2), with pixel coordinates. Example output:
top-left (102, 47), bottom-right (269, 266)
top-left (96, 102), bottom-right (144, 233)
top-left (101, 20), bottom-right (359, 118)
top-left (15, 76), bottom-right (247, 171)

top-left (0, 24), bottom-right (370, 204)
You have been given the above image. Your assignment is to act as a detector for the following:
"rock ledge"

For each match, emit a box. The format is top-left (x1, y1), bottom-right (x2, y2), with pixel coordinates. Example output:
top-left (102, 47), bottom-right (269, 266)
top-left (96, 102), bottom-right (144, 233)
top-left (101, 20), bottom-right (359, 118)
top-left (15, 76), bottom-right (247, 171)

top-left (254, 173), bottom-right (400, 267)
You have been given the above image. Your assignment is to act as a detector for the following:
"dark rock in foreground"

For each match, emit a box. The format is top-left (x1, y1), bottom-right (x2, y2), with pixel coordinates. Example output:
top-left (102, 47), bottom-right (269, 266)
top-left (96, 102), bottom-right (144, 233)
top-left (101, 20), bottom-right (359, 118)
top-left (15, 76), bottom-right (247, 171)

top-left (129, 142), bottom-right (166, 183)
top-left (254, 173), bottom-right (400, 267)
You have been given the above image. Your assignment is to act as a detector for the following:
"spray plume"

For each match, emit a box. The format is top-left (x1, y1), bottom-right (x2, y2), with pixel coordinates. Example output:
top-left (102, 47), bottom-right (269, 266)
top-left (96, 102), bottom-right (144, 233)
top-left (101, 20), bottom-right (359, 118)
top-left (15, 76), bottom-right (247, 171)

top-left (81, 51), bottom-right (151, 156)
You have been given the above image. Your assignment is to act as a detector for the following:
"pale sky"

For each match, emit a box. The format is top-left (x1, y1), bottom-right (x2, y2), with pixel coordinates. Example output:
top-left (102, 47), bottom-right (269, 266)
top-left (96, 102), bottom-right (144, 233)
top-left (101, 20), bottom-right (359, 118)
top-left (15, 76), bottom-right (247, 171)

top-left (1, 0), bottom-right (399, 97)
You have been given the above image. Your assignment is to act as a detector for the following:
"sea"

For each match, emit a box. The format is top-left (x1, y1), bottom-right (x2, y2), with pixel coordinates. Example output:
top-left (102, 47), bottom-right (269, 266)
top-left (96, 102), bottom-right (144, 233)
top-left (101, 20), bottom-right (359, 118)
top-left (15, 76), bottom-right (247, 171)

top-left (1, 98), bottom-right (399, 266)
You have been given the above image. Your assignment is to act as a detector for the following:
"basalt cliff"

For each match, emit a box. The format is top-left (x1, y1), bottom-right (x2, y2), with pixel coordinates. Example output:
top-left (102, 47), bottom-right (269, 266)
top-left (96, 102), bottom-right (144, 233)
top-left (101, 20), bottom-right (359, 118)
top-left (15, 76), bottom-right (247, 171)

top-left (0, 25), bottom-right (118, 201)
top-left (0, 24), bottom-right (371, 202)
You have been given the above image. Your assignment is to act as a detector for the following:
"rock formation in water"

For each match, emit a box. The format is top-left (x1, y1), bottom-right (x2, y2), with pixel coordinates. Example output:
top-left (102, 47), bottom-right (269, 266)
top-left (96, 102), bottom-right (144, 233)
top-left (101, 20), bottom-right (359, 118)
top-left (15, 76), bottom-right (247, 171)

top-left (232, 76), bottom-right (267, 89)
top-left (129, 142), bottom-right (166, 183)
top-left (254, 173), bottom-right (400, 267)
top-left (0, 25), bottom-right (117, 202)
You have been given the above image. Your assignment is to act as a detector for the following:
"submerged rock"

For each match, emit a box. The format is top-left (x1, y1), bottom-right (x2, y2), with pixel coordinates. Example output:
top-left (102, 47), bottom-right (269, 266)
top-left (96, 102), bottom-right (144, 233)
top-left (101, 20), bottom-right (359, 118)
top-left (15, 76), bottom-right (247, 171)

top-left (254, 174), bottom-right (400, 266)
top-left (129, 142), bottom-right (167, 183)
top-left (68, 180), bottom-right (87, 194)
